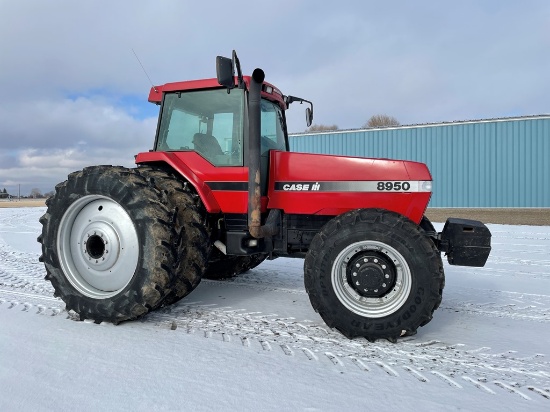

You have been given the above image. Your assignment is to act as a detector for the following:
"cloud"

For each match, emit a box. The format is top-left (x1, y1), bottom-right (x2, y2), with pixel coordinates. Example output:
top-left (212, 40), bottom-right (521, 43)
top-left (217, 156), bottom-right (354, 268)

top-left (0, 0), bottom-right (549, 194)
top-left (1, 97), bottom-right (155, 149)
top-left (0, 96), bottom-right (156, 194)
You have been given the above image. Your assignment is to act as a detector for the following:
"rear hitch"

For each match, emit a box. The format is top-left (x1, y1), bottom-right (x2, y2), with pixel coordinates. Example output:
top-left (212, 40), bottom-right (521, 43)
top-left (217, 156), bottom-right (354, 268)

top-left (438, 218), bottom-right (491, 267)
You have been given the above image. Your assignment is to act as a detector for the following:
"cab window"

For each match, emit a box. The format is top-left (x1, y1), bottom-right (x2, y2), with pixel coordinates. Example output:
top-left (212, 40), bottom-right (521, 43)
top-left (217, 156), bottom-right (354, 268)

top-left (156, 88), bottom-right (245, 166)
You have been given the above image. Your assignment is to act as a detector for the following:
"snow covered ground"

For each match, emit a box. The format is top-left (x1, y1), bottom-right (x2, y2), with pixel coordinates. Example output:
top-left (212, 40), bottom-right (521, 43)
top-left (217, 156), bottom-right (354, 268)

top-left (1, 207), bottom-right (549, 411)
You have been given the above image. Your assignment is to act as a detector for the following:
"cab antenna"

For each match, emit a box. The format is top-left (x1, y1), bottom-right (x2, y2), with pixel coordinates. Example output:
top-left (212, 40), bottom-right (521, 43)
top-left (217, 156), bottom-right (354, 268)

top-left (132, 48), bottom-right (158, 92)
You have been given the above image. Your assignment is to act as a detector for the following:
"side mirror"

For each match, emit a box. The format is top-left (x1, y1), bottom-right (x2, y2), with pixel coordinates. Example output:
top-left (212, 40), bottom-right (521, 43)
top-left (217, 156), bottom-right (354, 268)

top-left (285, 95), bottom-right (314, 127)
top-left (216, 56), bottom-right (234, 89)
top-left (306, 107), bottom-right (313, 127)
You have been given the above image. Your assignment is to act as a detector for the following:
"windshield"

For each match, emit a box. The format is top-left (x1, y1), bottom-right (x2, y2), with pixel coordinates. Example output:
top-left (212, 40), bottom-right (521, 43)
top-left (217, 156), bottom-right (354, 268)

top-left (156, 88), bottom-right (245, 166)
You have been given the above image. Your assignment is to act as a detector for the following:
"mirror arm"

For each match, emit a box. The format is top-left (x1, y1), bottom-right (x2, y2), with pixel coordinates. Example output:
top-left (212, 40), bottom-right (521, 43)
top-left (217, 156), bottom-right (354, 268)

top-left (232, 50), bottom-right (246, 90)
top-left (284, 95), bottom-right (314, 127)
top-left (285, 95), bottom-right (312, 108)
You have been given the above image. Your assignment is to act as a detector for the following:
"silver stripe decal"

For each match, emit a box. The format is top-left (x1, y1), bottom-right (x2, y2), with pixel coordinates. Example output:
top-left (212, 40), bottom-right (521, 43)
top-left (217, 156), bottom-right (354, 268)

top-left (274, 181), bottom-right (432, 193)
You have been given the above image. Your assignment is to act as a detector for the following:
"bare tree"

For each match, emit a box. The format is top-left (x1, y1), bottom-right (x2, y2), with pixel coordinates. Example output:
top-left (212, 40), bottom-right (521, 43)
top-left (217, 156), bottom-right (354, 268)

top-left (30, 188), bottom-right (42, 199)
top-left (363, 114), bottom-right (400, 128)
top-left (306, 124), bottom-right (339, 133)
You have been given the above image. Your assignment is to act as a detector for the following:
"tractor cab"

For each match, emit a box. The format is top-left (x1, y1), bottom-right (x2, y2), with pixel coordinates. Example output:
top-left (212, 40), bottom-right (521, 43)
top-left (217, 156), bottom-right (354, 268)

top-left (145, 53), bottom-right (312, 204)
top-left (153, 84), bottom-right (288, 168)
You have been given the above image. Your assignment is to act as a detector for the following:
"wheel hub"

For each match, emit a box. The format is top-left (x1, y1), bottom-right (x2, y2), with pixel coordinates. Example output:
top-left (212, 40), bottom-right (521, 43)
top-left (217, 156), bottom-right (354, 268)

top-left (79, 223), bottom-right (120, 271)
top-left (57, 195), bottom-right (139, 299)
top-left (331, 240), bottom-right (412, 318)
top-left (85, 234), bottom-right (106, 259)
top-left (347, 252), bottom-right (396, 298)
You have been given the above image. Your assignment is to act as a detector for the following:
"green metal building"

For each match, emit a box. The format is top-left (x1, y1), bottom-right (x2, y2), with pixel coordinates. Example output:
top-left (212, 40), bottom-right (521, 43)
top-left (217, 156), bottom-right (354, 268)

top-left (289, 115), bottom-right (550, 207)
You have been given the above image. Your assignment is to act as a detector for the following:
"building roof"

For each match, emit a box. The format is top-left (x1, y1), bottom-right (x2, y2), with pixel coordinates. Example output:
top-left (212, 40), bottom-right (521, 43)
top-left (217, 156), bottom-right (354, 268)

top-left (290, 114), bottom-right (550, 136)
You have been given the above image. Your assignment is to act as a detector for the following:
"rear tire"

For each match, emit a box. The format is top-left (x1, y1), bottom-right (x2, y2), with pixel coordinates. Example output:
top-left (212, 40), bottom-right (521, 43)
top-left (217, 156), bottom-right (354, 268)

top-left (304, 208), bottom-right (444, 342)
top-left (137, 166), bottom-right (211, 306)
top-left (203, 250), bottom-right (267, 280)
top-left (39, 166), bottom-right (177, 323)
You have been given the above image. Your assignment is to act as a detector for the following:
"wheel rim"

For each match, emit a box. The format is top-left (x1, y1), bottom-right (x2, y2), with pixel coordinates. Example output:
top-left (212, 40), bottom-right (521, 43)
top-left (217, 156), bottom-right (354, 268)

top-left (331, 240), bottom-right (412, 318)
top-left (57, 195), bottom-right (139, 299)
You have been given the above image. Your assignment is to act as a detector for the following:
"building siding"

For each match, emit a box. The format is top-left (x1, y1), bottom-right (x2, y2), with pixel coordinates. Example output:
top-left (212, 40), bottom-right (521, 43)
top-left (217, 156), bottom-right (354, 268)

top-left (289, 116), bottom-right (550, 207)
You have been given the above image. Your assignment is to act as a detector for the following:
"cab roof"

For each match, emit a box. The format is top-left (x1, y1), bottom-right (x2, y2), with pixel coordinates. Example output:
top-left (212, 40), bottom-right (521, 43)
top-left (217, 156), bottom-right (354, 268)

top-left (148, 76), bottom-right (286, 109)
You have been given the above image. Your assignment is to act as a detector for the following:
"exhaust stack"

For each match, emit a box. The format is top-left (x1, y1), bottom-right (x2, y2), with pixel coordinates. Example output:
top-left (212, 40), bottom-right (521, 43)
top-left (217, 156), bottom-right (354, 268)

top-left (216, 53), bottom-right (279, 239)
top-left (247, 68), bottom-right (280, 239)
top-left (247, 68), bottom-right (263, 238)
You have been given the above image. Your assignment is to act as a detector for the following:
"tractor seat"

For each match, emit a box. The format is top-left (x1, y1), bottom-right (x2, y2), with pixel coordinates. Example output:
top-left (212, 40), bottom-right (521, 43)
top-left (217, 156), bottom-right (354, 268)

top-left (193, 133), bottom-right (224, 159)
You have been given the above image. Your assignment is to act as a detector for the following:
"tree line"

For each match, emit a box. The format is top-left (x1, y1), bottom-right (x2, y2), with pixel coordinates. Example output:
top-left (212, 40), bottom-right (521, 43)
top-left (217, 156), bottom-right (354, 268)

top-left (0, 187), bottom-right (54, 199)
top-left (306, 114), bottom-right (400, 133)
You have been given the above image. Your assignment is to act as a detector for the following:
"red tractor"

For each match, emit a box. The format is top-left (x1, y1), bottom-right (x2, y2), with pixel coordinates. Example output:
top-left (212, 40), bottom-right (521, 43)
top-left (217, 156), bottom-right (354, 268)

top-left (38, 51), bottom-right (491, 342)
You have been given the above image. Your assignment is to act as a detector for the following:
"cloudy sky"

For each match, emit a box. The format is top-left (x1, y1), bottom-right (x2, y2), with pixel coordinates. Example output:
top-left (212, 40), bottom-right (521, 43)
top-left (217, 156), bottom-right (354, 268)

top-left (1, 1), bottom-right (549, 195)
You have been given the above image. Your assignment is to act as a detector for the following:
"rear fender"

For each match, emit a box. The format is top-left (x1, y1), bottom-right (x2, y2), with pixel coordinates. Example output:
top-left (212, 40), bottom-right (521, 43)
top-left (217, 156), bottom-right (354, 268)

top-left (135, 152), bottom-right (221, 213)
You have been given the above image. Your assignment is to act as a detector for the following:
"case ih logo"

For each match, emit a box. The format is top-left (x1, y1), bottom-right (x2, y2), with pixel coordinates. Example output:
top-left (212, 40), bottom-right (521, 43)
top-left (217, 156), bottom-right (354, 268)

top-left (279, 182), bottom-right (321, 191)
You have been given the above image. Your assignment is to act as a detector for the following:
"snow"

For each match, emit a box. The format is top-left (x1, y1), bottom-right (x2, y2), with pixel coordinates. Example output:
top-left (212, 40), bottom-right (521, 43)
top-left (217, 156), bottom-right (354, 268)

top-left (1, 207), bottom-right (549, 411)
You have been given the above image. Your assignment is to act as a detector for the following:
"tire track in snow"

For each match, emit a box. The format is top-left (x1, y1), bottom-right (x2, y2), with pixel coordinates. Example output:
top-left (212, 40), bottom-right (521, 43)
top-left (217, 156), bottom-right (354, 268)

top-left (140, 301), bottom-right (550, 399)
top-left (0, 207), bottom-right (44, 232)
top-left (1, 255), bottom-right (549, 397)
top-left (442, 288), bottom-right (550, 323)
top-left (0, 239), bottom-right (52, 295)
top-left (0, 287), bottom-right (66, 317)
top-left (2, 209), bottom-right (550, 402)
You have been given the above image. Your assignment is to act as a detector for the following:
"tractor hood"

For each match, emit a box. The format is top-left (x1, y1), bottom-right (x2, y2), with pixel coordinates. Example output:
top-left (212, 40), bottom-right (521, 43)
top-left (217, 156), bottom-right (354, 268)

top-left (266, 151), bottom-right (433, 224)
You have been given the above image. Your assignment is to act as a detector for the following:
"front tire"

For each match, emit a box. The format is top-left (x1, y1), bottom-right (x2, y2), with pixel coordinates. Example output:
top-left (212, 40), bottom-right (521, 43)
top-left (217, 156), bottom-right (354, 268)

top-left (39, 166), bottom-right (177, 323)
top-left (304, 209), bottom-right (444, 342)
